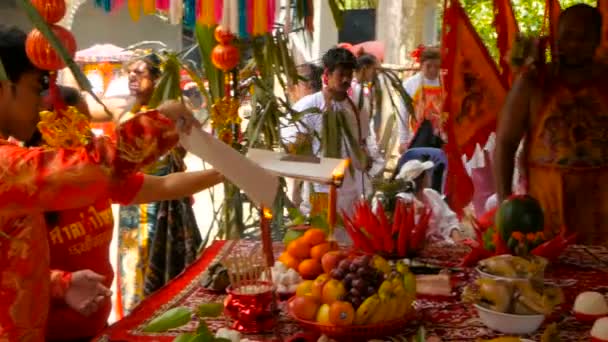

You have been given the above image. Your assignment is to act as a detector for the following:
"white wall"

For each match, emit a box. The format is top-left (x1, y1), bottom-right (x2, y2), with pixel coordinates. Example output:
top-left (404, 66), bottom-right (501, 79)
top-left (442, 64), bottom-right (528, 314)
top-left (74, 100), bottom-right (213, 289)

top-left (71, 1), bottom-right (182, 52)
top-left (312, 0), bottom-right (338, 61)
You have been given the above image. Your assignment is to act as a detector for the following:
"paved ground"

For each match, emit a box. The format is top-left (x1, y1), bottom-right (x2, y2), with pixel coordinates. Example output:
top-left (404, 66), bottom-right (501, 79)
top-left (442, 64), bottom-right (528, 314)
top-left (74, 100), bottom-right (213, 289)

top-left (108, 153), bottom-right (222, 323)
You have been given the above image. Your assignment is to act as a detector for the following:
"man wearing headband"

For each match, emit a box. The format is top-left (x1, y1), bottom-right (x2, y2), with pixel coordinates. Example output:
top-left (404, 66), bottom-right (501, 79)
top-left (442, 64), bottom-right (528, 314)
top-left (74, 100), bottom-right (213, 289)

top-left (282, 47), bottom-right (384, 225)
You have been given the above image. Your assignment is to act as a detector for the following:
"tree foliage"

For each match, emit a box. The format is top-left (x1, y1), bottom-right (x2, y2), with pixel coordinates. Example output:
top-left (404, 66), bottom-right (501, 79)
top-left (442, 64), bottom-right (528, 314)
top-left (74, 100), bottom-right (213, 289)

top-left (460, 0), bottom-right (596, 60)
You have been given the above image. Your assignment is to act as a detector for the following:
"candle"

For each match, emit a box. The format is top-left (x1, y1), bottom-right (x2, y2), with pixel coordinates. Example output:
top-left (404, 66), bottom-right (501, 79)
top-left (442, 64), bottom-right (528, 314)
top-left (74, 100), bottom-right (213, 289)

top-left (328, 159), bottom-right (349, 241)
top-left (261, 207), bottom-right (274, 266)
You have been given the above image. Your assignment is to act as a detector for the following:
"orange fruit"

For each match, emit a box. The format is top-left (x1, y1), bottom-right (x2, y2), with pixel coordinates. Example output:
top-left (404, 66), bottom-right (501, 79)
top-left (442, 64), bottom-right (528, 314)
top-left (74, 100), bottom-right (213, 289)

top-left (298, 258), bottom-right (323, 280)
top-left (287, 238), bottom-right (310, 259)
top-left (278, 252), bottom-right (300, 270)
top-left (329, 301), bottom-right (355, 326)
top-left (310, 242), bottom-right (331, 260)
top-left (289, 295), bottom-right (320, 321)
top-left (302, 228), bottom-right (327, 246)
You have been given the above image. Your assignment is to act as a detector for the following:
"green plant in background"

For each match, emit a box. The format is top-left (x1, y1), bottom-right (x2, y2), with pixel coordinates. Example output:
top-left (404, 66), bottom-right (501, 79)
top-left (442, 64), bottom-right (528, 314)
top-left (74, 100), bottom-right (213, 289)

top-left (0, 58), bottom-right (6, 81)
top-left (459, 0), bottom-right (596, 61)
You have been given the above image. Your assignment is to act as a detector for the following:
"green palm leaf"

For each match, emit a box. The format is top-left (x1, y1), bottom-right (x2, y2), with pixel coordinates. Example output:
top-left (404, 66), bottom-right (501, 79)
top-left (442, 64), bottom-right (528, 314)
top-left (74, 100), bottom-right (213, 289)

top-left (194, 24), bottom-right (224, 102)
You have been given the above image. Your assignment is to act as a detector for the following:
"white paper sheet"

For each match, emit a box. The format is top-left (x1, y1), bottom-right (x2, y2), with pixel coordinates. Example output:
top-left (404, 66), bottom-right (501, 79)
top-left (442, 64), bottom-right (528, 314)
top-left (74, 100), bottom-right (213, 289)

top-left (180, 130), bottom-right (279, 208)
top-left (246, 148), bottom-right (346, 185)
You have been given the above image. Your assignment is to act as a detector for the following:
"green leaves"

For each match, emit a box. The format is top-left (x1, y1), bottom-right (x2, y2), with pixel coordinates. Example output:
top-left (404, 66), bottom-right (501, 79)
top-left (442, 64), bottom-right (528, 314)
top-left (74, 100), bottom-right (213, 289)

top-left (149, 53), bottom-right (183, 108)
top-left (194, 24), bottom-right (224, 102)
top-left (328, 0), bottom-right (346, 29)
top-left (143, 307), bottom-right (192, 333)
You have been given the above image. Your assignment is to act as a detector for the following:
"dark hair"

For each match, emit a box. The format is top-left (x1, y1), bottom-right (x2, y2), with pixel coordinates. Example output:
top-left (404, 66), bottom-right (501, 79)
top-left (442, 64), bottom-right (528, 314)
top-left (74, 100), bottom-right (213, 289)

top-left (560, 4), bottom-right (602, 39)
top-left (41, 85), bottom-right (82, 107)
top-left (141, 53), bottom-right (162, 79)
top-left (420, 47), bottom-right (441, 64)
top-left (322, 47), bottom-right (357, 73)
top-left (357, 53), bottom-right (378, 69)
top-left (299, 63), bottom-right (323, 92)
top-left (0, 25), bottom-right (40, 82)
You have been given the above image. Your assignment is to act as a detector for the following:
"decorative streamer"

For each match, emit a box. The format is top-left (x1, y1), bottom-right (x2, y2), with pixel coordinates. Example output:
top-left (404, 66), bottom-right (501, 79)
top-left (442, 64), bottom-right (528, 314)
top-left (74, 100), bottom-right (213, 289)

top-left (214, 0), bottom-right (224, 24)
top-left (156, 0), bottom-right (169, 10)
top-left (184, 0), bottom-right (196, 28)
top-left (246, 0), bottom-right (253, 35)
top-left (96, 0), bottom-right (112, 12)
top-left (238, 0), bottom-right (248, 37)
top-left (254, 0), bottom-right (267, 35)
top-left (128, 0), bottom-right (141, 21)
top-left (199, 0), bottom-right (215, 26)
top-left (196, 0), bottom-right (202, 22)
top-left (228, 0), bottom-right (239, 34)
top-left (142, 0), bottom-right (155, 14)
top-left (169, 0), bottom-right (183, 24)
top-left (113, 0), bottom-right (125, 12)
top-left (267, 0), bottom-right (276, 33)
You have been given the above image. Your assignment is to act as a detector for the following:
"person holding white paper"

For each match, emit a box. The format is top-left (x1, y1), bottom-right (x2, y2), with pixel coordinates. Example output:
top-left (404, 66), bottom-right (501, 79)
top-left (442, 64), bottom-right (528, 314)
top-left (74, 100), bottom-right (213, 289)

top-left (283, 47), bottom-right (385, 221)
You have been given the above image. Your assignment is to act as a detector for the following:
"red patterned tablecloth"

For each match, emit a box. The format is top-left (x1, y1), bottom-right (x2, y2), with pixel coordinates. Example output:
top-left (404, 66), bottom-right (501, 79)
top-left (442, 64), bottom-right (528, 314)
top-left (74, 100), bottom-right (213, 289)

top-left (95, 241), bottom-right (608, 342)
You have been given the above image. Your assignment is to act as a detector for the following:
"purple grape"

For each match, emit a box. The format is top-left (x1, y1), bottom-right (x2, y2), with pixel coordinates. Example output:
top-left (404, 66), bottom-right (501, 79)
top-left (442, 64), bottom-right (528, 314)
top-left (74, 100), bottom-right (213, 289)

top-left (356, 267), bottom-right (368, 277)
top-left (350, 287), bottom-right (361, 297)
top-left (343, 273), bottom-right (355, 288)
top-left (360, 255), bottom-right (372, 266)
top-left (352, 297), bottom-right (363, 309)
top-left (366, 285), bottom-right (377, 296)
top-left (349, 262), bottom-right (358, 272)
top-left (338, 259), bottom-right (351, 272)
top-left (353, 279), bottom-right (367, 292)
top-left (331, 269), bottom-right (345, 280)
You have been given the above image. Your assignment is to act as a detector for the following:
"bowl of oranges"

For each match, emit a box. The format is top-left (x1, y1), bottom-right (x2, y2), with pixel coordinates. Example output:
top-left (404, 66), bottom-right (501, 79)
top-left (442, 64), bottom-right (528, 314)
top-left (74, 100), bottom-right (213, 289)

top-left (278, 228), bottom-right (337, 281)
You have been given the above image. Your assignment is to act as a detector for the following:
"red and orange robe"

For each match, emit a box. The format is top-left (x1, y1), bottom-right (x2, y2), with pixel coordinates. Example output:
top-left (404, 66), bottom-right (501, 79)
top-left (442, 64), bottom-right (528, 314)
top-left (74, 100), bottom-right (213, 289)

top-left (0, 110), bottom-right (178, 341)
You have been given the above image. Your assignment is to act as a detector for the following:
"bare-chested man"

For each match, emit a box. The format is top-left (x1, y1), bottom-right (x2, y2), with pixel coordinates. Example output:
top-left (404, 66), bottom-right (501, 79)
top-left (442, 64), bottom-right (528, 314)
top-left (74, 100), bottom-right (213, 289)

top-left (495, 4), bottom-right (608, 245)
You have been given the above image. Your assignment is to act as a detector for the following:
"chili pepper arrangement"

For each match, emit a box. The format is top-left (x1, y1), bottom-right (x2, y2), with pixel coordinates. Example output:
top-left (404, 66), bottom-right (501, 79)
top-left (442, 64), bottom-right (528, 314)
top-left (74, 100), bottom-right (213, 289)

top-left (341, 199), bottom-right (431, 259)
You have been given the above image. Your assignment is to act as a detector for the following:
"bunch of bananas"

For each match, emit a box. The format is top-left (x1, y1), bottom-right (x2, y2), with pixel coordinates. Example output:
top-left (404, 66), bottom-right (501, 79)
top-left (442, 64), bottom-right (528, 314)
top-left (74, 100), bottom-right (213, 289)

top-left (353, 263), bottom-right (416, 325)
top-left (478, 255), bottom-right (547, 279)
top-left (464, 277), bottom-right (564, 315)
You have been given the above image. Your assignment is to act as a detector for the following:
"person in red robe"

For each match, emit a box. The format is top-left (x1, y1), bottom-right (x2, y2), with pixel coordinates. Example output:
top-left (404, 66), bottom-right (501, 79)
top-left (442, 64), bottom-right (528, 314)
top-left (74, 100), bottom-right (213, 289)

top-left (0, 25), bottom-right (197, 341)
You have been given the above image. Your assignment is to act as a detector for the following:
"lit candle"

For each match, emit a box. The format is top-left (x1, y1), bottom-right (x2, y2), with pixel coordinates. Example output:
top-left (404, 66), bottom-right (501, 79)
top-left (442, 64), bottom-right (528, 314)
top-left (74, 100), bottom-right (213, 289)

top-left (261, 207), bottom-right (274, 266)
top-left (328, 159), bottom-right (348, 241)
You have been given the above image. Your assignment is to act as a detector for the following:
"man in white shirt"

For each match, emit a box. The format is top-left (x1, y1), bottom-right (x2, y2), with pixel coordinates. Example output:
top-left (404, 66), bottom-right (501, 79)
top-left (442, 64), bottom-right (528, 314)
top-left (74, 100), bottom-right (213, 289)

top-left (283, 47), bottom-right (384, 219)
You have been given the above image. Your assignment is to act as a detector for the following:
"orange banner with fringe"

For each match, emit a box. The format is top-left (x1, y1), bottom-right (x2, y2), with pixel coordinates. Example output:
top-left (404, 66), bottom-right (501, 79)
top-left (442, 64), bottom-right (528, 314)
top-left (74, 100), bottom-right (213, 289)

top-left (493, 0), bottom-right (519, 85)
top-left (441, 0), bottom-right (508, 214)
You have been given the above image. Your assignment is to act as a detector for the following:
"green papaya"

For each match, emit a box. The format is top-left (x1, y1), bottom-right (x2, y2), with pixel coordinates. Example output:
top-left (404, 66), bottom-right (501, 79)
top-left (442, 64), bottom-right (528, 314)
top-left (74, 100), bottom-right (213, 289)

top-left (143, 307), bottom-right (192, 333)
top-left (496, 195), bottom-right (544, 243)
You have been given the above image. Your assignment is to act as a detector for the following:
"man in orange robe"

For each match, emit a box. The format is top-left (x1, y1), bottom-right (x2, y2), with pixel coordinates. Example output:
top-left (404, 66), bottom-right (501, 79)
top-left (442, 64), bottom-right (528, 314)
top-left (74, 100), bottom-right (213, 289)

top-left (0, 26), bottom-right (196, 340)
top-left (495, 5), bottom-right (608, 245)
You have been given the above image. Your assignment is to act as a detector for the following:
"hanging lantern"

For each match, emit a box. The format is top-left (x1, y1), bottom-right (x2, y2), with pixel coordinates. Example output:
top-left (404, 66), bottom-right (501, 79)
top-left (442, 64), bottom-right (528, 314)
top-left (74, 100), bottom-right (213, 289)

top-left (211, 44), bottom-right (239, 72)
top-left (31, 0), bottom-right (67, 24)
top-left (215, 26), bottom-right (235, 45)
top-left (26, 25), bottom-right (77, 71)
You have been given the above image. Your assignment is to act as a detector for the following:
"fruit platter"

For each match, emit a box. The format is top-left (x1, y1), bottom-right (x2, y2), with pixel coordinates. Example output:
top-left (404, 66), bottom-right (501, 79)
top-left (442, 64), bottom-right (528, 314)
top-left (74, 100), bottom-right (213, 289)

top-left (286, 252), bottom-right (417, 339)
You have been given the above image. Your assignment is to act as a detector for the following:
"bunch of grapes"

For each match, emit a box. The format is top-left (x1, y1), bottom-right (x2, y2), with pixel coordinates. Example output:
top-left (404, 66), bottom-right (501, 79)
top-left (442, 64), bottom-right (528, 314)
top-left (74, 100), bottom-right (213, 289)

top-left (329, 255), bottom-right (385, 309)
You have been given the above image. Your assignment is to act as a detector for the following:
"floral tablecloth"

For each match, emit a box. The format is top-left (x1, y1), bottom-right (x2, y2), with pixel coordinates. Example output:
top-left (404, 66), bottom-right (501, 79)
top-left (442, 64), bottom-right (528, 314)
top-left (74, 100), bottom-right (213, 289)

top-left (95, 241), bottom-right (608, 342)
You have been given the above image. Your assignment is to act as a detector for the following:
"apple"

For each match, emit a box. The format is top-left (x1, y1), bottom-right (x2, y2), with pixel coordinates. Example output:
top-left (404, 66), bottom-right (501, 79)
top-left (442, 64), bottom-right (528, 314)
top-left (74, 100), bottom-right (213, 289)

top-left (321, 251), bottom-right (347, 274)
top-left (321, 279), bottom-right (346, 304)
top-left (573, 292), bottom-right (608, 323)
top-left (311, 273), bottom-right (330, 300)
top-left (591, 317), bottom-right (608, 342)
top-left (289, 296), bottom-right (320, 321)
top-left (316, 304), bottom-right (331, 324)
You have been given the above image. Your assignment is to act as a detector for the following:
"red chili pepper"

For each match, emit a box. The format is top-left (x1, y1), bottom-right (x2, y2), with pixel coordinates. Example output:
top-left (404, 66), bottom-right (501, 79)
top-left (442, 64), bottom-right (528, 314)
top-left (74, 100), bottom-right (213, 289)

top-left (478, 206), bottom-right (497, 231)
top-left (392, 200), bottom-right (403, 236)
top-left (397, 203), bottom-right (411, 257)
top-left (532, 232), bottom-right (577, 261)
top-left (342, 211), bottom-right (374, 253)
top-left (375, 202), bottom-right (393, 254)
top-left (359, 201), bottom-right (383, 252)
top-left (460, 246), bottom-right (495, 267)
top-left (409, 207), bottom-right (430, 252)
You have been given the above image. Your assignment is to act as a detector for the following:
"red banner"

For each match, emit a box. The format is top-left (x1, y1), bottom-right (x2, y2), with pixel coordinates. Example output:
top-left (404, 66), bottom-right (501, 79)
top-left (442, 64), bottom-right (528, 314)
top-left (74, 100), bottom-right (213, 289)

top-left (598, 0), bottom-right (608, 59)
top-left (493, 0), bottom-right (519, 85)
top-left (441, 0), bottom-right (508, 214)
top-left (545, 0), bottom-right (561, 58)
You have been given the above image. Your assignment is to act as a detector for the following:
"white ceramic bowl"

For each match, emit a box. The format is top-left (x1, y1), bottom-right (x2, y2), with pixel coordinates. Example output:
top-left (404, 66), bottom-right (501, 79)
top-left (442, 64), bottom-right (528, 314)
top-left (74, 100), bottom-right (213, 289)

top-left (475, 304), bottom-right (545, 335)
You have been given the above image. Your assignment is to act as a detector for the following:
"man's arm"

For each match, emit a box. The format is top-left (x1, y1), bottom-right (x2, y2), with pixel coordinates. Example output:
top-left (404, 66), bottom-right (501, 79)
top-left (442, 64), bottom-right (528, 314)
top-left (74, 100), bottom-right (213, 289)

top-left (85, 94), bottom-right (131, 122)
top-left (129, 170), bottom-right (224, 204)
top-left (494, 75), bottom-right (532, 202)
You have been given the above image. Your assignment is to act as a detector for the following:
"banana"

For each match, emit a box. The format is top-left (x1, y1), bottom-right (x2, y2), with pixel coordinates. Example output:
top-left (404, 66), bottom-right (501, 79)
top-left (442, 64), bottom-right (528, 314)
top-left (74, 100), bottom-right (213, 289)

top-left (369, 297), bottom-right (390, 323)
top-left (378, 279), bottom-right (394, 296)
top-left (143, 306), bottom-right (192, 333)
top-left (372, 255), bottom-right (391, 274)
top-left (402, 269), bottom-right (416, 296)
top-left (354, 295), bottom-right (380, 325)
top-left (477, 278), bottom-right (513, 313)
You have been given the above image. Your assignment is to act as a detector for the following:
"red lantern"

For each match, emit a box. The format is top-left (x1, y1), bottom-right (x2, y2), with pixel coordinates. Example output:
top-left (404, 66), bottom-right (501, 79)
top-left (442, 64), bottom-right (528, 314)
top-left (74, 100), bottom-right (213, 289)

top-left (214, 26), bottom-right (235, 45)
top-left (26, 25), bottom-right (76, 71)
top-left (31, 0), bottom-right (67, 24)
top-left (211, 44), bottom-right (240, 72)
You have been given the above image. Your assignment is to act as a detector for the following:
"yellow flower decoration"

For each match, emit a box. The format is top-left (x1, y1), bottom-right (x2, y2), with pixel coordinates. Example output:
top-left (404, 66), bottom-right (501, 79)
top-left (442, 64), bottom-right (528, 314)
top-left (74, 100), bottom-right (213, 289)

top-left (210, 96), bottom-right (241, 129)
top-left (37, 106), bottom-right (92, 149)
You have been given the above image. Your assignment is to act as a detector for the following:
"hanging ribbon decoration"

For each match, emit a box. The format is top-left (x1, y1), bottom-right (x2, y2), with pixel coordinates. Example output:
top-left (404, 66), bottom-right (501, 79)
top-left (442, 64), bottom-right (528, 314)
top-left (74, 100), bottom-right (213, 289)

top-left (238, 0), bottom-right (248, 38)
top-left (128, 0), bottom-right (141, 21)
top-left (95, 0), bottom-right (112, 12)
top-left (184, 0), bottom-right (196, 28)
top-left (142, 0), bottom-right (155, 15)
top-left (169, 0), bottom-right (183, 25)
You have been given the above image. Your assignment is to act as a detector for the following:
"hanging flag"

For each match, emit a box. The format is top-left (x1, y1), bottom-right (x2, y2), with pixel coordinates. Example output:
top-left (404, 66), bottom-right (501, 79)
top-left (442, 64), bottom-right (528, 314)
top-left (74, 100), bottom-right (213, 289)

top-left (169, 0), bottom-right (183, 25)
top-left (441, 0), bottom-right (507, 215)
top-left (598, 0), bottom-right (608, 60)
top-left (128, 0), bottom-right (141, 21)
top-left (142, 0), bottom-right (155, 15)
top-left (493, 0), bottom-right (519, 85)
top-left (544, 0), bottom-right (561, 59)
top-left (184, 0), bottom-right (196, 28)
